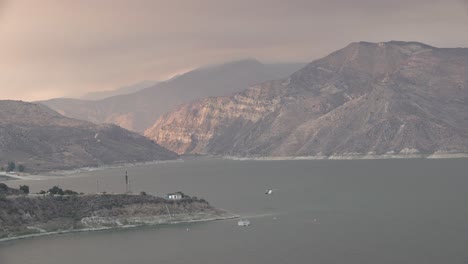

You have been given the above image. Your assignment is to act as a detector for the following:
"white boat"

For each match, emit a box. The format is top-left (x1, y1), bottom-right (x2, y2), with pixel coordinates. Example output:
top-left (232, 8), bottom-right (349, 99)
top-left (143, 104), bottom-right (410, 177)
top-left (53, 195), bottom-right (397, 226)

top-left (237, 219), bottom-right (250, 226)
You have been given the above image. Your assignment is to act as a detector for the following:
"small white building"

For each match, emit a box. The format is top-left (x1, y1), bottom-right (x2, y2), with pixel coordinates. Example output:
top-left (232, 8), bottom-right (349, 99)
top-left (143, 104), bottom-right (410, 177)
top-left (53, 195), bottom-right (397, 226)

top-left (166, 193), bottom-right (183, 200)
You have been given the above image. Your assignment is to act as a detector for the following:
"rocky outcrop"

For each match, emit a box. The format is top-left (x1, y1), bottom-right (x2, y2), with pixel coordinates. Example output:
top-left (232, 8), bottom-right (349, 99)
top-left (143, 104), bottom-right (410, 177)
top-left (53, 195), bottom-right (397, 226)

top-left (40, 60), bottom-right (305, 132)
top-left (0, 100), bottom-right (178, 173)
top-left (146, 41), bottom-right (468, 157)
top-left (0, 186), bottom-right (235, 240)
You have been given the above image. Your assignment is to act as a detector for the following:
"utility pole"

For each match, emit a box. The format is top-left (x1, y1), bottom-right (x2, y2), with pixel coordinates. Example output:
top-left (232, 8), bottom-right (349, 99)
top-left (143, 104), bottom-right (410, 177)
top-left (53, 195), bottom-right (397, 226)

top-left (125, 171), bottom-right (128, 193)
top-left (128, 176), bottom-right (131, 193)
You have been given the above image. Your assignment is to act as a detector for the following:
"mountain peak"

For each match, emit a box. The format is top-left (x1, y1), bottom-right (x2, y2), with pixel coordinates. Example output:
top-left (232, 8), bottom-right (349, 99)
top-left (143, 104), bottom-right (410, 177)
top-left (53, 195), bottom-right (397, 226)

top-left (351, 40), bottom-right (435, 48)
top-left (147, 42), bottom-right (468, 157)
top-left (201, 58), bottom-right (264, 71)
top-left (291, 40), bottom-right (439, 87)
top-left (343, 41), bottom-right (436, 55)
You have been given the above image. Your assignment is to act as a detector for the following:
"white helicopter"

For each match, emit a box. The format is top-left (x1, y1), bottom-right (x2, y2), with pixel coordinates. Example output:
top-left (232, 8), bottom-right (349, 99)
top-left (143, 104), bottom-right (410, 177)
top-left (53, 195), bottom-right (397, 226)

top-left (265, 189), bottom-right (279, 195)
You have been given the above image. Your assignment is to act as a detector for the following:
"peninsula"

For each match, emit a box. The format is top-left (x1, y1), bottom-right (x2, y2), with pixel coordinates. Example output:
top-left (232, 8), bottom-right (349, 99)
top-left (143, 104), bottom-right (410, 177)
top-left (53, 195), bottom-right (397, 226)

top-left (0, 184), bottom-right (237, 241)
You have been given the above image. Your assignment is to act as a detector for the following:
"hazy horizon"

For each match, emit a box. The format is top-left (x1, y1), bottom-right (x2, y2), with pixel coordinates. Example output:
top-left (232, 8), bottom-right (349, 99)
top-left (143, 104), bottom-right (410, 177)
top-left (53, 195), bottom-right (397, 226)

top-left (1, 0), bottom-right (468, 101)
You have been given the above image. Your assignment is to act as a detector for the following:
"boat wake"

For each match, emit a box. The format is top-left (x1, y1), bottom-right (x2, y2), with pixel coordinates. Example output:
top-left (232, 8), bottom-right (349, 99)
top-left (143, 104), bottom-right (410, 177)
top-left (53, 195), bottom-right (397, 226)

top-left (238, 212), bottom-right (282, 219)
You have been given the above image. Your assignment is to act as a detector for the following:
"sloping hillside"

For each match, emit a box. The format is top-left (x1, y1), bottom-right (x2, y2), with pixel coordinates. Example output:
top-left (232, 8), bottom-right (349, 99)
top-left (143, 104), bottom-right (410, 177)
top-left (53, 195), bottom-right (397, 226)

top-left (40, 59), bottom-right (305, 132)
top-left (146, 41), bottom-right (468, 157)
top-left (0, 101), bottom-right (178, 172)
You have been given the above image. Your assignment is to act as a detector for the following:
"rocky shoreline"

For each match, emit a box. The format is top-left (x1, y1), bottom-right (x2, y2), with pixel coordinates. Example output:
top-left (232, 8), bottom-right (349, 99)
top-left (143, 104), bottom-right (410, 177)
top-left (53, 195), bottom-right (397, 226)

top-left (0, 185), bottom-right (238, 241)
top-left (0, 212), bottom-right (238, 243)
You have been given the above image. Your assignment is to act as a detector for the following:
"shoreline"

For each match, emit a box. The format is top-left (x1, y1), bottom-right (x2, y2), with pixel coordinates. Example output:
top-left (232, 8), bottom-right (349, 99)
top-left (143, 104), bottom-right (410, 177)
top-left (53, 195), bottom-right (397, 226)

top-left (2, 152), bottom-right (467, 181)
top-left (0, 175), bottom-right (14, 181)
top-left (44, 159), bottom-right (184, 176)
top-left (0, 213), bottom-right (239, 243)
top-left (220, 152), bottom-right (468, 161)
top-left (0, 159), bottom-right (184, 181)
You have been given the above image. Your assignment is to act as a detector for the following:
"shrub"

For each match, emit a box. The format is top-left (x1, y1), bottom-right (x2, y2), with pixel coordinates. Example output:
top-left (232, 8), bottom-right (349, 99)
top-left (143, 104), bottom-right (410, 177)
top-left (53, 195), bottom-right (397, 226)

top-left (6, 162), bottom-right (15, 172)
top-left (38, 190), bottom-right (46, 194)
top-left (0, 183), bottom-right (8, 191)
top-left (18, 164), bottom-right (25, 172)
top-left (48, 186), bottom-right (64, 195)
top-left (19, 185), bottom-right (29, 194)
top-left (140, 191), bottom-right (147, 196)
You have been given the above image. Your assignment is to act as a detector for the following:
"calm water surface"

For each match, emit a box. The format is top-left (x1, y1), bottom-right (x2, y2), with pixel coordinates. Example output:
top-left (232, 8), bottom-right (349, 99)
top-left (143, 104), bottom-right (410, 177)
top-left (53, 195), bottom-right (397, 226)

top-left (1, 158), bottom-right (467, 264)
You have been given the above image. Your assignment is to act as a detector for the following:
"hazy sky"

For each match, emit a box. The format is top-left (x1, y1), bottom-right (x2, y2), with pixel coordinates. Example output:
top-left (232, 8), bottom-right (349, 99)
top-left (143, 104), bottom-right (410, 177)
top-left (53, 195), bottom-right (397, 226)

top-left (1, 0), bottom-right (468, 101)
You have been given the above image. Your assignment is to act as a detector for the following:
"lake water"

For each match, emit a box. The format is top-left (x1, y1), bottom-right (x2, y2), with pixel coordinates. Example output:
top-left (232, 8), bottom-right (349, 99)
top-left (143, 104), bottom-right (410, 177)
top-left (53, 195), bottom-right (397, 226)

top-left (1, 158), bottom-right (468, 264)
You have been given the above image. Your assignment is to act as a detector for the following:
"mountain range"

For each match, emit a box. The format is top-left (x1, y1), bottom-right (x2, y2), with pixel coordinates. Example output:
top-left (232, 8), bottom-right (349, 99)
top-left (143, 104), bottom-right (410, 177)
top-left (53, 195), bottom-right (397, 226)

top-left (145, 41), bottom-right (468, 157)
top-left (0, 100), bottom-right (177, 173)
top-left (80, 80), bottom-right (159, 100)
top-left (40, 59), bottom-right (305, 133)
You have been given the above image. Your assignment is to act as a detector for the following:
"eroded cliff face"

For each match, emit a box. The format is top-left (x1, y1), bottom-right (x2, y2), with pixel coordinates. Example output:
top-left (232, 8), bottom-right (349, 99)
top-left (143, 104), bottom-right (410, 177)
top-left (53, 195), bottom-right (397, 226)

top-left (145, 41), bottom-right (468, 157)
top-left (145, 80), bottom-right (285, 154)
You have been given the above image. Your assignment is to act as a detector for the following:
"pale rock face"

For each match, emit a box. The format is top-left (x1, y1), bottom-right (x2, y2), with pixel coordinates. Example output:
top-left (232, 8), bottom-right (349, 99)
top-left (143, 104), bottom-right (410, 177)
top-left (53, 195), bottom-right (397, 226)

top-left (146, 41), bottom-right (468, 157)
top-left (145, 81), bottom-right (284, 154)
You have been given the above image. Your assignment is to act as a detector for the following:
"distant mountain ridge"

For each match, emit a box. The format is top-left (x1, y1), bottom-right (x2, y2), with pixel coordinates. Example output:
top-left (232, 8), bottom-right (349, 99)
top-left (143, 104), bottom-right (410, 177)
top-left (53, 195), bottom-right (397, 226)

top-left (80, 80), bottom-right (159, 100)
top-left (40, 59), bottom-right (306, 132)
top-left (145, 41), bottom-right (468, 157)
top-left (0, 100), bottom-right (177, 173)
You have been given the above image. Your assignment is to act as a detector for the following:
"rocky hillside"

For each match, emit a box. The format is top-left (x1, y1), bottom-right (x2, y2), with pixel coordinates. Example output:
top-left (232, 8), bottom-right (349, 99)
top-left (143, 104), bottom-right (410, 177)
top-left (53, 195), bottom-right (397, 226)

top-left (0, 100), bottom-right (178, 173)
top-left (146, 41), bottom-right (468, 157)
top-left (40, 59), bottom-right (305, 132)
top-left (0, 185), bottom-right (235, 240)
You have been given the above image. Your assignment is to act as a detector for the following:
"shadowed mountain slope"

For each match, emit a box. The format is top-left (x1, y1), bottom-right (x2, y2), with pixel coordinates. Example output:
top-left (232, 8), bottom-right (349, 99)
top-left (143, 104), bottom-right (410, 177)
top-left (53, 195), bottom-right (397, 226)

top-left (0, 101), bottom-right (177, 172)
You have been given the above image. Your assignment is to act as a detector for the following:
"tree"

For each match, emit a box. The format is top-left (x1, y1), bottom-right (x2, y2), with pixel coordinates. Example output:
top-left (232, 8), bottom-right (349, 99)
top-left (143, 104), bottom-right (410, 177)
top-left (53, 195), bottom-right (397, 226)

top-left (19, 185), bottom-right (29, 194)
top-left (18, 164), bottom-right (25, 172)
top-left (0, 183), bottom-right (8, 191)
top-left (48, 186), bottom-right (64, 195)
top-left (140, 191), bottom-right (147, 196)
top-left (6, 162), bottom-right (15, 172)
